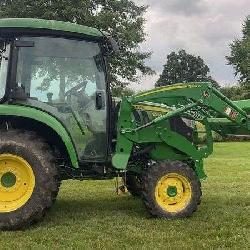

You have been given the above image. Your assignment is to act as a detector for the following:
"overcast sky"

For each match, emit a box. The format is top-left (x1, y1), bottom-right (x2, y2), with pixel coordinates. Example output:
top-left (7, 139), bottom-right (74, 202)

top-left (130, 0), bottom-right (250, 91)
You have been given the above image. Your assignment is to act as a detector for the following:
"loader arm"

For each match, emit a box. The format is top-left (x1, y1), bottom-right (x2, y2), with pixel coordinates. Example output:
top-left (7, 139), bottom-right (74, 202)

top-left (208, 99), bottom-right (250, 136)
top-left (112, 82), bottom-right (250, 179)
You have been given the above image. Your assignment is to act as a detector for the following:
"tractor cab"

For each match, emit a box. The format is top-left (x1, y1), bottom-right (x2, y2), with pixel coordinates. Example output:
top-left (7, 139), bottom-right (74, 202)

top-left (0, 18), bottom-right (115, 163)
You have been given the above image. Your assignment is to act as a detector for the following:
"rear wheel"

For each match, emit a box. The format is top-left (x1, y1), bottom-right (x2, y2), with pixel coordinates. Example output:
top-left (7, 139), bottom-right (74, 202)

top-left (0, 130), bottom-right (60, 230)
top-left (142, 161), bottom-right (201, 218)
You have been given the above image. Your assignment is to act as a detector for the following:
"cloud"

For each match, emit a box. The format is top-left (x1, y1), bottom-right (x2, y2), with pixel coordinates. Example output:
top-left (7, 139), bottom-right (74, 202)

top-left (148, 0), bottom-right (208, 16)
top-left (131, 0), bottom-right (250, 90)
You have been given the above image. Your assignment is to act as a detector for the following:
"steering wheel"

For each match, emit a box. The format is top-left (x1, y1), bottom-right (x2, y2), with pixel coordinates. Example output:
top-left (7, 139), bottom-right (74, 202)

top-left (65, 81), bottom-right (87, 98)
top-left (65, 81), bottom-right (93, 110)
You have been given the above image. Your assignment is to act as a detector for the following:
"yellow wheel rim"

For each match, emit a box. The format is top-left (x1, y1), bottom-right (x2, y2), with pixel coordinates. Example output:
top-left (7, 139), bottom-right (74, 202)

top-left (155, 173), bottom-right (192, 213)
top-left (0, 154), bottom-right (35, 213)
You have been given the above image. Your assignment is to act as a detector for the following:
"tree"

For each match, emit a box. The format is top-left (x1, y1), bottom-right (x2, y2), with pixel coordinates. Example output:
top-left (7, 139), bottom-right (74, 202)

top-left (112, 85), bottom-right (134, 97)
top-left (220, 84), bottom-right (250, 100)
top-left (227, 16), bottom-right (250, 86)
top-left (0, 0), bottom-right (154, 91)
top-left (156, 49), bottom-right (218, 87)
top-left (220, 85), bottom-right (244, 100)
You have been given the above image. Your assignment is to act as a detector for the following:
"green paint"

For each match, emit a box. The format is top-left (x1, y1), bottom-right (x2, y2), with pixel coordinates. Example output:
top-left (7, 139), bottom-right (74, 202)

top-left (0, 105), bottom-right (78, 168)
top-left (149, 144), bottom-right (187, 161)
top-left (1, 172), bottom-right (16, 188)
top-left (113, 82), bottom-right (250, 179)
top-left (0, 18), bottom-right (103, 38)
top-left (167, 186), bottom-right (177, 197)
top-left (233, 99), bottom-right (250, 114)
top-left (194, 160), bottom-right (206, 180)
top-left (112, 98), bottom-right (134, 170)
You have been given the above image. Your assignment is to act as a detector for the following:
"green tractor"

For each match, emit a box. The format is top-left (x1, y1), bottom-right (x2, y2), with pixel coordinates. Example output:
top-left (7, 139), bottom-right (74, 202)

top-left (0, 18), bottom-right (250, 230)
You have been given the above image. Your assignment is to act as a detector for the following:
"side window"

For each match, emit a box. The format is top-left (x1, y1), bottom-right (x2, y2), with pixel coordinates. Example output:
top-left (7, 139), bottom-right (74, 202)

top-left (17, 37), bottom-right (106, 104)
top-left (28, 57), bottom-right (66, 103)
top-left (85, 81), bottom-right (97, 97)
top-left (28, 59), bottom-right (99, 104)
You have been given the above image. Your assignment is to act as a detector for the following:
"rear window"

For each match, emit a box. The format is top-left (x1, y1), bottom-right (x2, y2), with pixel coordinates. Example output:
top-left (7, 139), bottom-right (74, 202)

top-left (0, 43), bottom-right (10, 100)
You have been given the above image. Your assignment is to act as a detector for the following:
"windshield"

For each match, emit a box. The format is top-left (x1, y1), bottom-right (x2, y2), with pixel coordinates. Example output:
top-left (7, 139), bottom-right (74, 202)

top-left (16, 36), bottom-right (108, 161)
top-left (0, 43), bottom-right (10, 100)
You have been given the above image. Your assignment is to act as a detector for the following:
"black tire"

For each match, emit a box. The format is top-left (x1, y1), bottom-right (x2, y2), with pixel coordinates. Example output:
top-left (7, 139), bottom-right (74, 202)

top-left (123, 172), bottom-right (142, 197)
top-left (0, 130), bottom-right (60, 230)
top-left (141, 161), bottom-right (201, 218)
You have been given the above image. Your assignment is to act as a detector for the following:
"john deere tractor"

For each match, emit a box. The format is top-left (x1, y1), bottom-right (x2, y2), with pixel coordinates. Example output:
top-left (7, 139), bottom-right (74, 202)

top-left (0, 18), bottom-right (250, 230)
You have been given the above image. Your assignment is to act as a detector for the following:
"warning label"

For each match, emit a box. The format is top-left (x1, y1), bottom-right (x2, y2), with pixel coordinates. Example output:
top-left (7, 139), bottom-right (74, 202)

top-left (224, 107), bottom-right (238, 120)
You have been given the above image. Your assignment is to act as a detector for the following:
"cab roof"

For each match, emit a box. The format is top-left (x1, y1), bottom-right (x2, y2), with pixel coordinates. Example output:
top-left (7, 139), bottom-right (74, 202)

top-left (0, 18), bottom-right (104, 40)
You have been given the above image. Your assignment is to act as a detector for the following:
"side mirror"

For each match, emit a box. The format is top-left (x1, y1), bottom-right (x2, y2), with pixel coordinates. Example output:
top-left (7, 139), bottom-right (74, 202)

top-left (103, 36), bottom-right (119, 55)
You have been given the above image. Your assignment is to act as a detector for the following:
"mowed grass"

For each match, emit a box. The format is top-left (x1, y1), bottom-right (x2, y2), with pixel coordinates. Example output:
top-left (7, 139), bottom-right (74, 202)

top-left (0, 142), bottom-right (250, 249)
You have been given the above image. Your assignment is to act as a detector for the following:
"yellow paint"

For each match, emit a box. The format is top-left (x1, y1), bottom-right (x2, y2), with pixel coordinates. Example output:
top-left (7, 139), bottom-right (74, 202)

top-left (155, 173), bottom-right (192, 213)
top-left (133, 104), bottom-right (172, 113)
top-left (136, 83), bottom-right (201, 98)
top-left (0, 154), bottom-right (35, 213)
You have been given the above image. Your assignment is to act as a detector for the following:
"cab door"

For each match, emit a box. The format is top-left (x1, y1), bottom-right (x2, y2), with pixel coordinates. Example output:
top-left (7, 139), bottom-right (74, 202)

top-left (15, 36), bottom-right (109, 161)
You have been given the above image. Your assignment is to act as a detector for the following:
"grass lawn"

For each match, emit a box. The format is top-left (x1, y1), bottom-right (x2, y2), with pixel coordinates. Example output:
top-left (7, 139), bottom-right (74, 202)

top-left (0, 142), bottom-right (250, 249)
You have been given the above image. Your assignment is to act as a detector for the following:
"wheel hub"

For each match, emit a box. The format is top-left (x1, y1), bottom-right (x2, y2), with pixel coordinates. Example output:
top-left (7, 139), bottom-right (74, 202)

top-left (0, 154), bottom-right (35, 213)
top-left (1, 172), bottom-right (16, 188)
top-left (155, 173), bottom-right (192, 213)
top-left (167, 186), bottom-right (177, 197)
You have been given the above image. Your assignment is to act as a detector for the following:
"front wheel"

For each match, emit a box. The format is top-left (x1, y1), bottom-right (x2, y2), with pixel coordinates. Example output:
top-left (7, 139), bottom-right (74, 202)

top-left (141, 161), bottom-right (201, 218)
top-left (123, 172), bottom-right (142, 197)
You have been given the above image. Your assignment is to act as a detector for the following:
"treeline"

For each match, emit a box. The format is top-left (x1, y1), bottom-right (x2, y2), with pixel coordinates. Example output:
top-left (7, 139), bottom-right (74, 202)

top-left (157, 16), bottom-right (250, 101)
top-left (220, 85), bottom-right (250, 100)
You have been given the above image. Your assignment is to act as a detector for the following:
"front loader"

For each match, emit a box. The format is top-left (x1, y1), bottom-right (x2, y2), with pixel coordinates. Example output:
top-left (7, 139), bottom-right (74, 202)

top-left (0, 18), bottom-right (249, 230)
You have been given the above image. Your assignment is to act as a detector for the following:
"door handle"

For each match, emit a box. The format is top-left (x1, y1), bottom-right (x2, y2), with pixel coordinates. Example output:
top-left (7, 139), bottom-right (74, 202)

top-left (96, 91), bottom-right (104, 110)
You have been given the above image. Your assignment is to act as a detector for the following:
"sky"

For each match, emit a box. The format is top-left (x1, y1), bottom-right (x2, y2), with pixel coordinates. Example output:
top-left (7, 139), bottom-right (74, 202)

top-left (130, 0), bottom-right (250, 91)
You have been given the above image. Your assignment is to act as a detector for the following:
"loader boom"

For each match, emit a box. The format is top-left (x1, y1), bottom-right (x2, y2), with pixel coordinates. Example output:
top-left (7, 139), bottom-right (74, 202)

top-left (112, 82), bottom-right (249, 179)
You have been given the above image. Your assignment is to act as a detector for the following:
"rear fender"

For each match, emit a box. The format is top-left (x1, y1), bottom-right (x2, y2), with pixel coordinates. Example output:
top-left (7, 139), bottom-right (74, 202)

top-left (0, 105), bottom-right (78, 168)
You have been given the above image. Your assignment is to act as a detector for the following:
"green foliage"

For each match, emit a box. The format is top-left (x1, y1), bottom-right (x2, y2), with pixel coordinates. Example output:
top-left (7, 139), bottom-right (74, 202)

top-left (112, 86), bottom-right (134, 97)
top-left (220, 84), bottom-right (250, 100)
top-left (227, 16), bottom-right (250, 85)
top-left (0, 0), bottom-right (154, 89)
top-left (220, 85), bottom-right (243, 100)
top-left (156, 49), bottom-right (219, 88)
